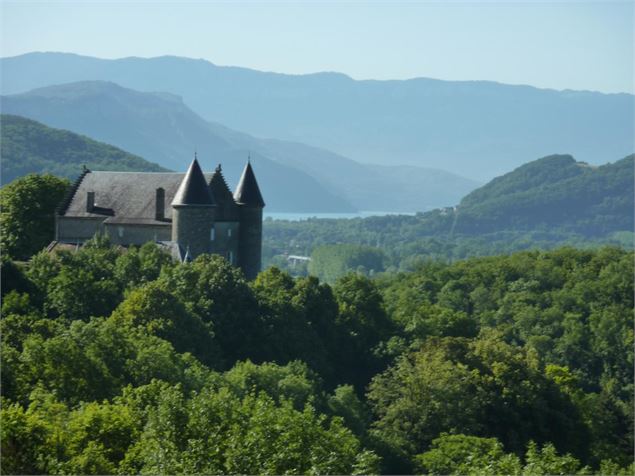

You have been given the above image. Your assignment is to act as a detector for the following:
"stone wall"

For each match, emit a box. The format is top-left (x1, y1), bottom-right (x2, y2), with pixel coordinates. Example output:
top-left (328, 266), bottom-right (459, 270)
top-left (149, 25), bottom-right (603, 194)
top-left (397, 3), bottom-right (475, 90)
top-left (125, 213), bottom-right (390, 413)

top-left (57, 216), bottom-right (105, 242)
top-left (210, 221), bottom-right (240, 265)
top-left (237, 207), bottom-right (263, 280)
top-left (104, 223), bottom-right (171, 245)
top-left (172, 205), bottom-right (216, 258)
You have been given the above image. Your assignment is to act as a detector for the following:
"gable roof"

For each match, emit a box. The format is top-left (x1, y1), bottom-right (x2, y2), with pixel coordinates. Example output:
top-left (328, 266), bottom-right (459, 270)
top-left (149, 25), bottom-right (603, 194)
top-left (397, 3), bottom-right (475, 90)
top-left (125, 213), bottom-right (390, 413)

top-left (172, 158), bottom-right (215, 206)
top-left (234, 162), bottom-right (265, 207)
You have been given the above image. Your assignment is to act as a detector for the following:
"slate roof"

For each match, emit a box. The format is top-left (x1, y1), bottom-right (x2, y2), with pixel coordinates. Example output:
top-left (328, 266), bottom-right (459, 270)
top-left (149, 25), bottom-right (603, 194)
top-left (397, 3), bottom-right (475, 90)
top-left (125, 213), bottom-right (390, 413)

top-left (234, 162), bottom-right (265, 207)
top-left (172, 158), bottom-right (215, 206)
top-left (61, 159), bottom-right (264, 224)
top-left (208, 165), bottom-right (235, 204)
top-left (61, 171), bottom-right (215, 224)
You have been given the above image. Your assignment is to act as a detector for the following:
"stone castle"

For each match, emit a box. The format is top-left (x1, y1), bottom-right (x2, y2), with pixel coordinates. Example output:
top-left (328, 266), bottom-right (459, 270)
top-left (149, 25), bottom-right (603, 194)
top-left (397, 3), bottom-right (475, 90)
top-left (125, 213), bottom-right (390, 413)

top-left (54, 156), bottom-right (265, 279)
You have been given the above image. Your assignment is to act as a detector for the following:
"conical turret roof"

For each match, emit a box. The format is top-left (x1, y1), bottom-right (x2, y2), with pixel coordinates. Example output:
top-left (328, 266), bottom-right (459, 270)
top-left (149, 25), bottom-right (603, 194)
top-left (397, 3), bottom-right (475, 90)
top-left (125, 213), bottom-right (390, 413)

top-left (172, 157), bottom-right (215, 206)
top-left (209, 164), bottom-right (235, 205)
top-left (234, 161), bottom-right (265, 207)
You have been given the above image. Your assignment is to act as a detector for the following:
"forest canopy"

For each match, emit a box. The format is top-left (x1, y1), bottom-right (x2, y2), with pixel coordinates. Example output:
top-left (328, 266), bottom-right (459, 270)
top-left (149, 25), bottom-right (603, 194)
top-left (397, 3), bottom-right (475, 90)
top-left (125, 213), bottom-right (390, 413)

top-left (1, 238), bottom-right (632, 474)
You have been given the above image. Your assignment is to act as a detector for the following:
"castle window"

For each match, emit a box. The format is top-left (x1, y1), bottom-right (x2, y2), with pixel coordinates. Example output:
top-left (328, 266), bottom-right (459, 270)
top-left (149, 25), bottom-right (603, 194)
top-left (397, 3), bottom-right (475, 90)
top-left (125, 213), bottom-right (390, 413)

top-left (227, 228), bottom-right (232, 238)
top-left (210, 226), bottom-right (215, 241)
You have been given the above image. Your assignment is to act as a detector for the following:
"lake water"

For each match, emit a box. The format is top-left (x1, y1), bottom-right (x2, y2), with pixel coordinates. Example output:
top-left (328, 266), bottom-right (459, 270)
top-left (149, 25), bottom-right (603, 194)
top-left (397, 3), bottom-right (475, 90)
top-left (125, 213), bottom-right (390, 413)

top-left (264, 211), bottom-right (417, 221)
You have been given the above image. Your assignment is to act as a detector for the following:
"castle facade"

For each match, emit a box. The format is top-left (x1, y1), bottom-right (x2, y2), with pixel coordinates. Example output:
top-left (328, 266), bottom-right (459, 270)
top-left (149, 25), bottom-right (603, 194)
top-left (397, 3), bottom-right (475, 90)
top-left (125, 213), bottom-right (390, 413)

top-left (54, 157), bottom-right (265, 279)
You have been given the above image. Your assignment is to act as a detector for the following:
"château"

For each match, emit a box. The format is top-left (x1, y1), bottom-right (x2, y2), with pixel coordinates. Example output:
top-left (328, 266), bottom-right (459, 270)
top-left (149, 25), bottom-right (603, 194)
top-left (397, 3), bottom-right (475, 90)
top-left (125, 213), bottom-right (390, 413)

top-left (52, 156), bottom-right (265, 279)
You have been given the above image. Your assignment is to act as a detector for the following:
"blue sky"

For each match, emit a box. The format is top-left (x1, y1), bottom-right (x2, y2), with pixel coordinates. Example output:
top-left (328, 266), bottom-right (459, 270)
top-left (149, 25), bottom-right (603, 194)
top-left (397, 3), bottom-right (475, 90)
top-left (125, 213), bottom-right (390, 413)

top-left (1, 1), bottom-right (633, 93)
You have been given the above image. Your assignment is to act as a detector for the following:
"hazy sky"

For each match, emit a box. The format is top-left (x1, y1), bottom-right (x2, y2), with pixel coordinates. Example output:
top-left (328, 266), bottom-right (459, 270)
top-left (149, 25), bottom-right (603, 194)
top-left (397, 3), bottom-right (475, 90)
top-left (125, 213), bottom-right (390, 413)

top-left (1, 1), bottom-right (633, 93)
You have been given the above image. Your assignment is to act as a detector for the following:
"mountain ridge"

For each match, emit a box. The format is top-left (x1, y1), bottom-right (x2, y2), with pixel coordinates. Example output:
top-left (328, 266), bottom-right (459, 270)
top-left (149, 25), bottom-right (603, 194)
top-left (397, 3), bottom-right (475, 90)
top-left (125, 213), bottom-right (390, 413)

top-left (2, 52), bottom-right (632, 181)
top-left (5, 52), bottom-right (634, 96)
top-left (1, 80), bottom-right (480, 211)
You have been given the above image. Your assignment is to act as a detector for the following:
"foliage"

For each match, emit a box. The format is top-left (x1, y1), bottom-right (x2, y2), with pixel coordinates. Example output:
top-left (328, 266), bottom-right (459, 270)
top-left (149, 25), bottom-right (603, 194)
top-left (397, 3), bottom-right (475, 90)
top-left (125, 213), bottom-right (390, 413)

top-left (367, 334), bottom-right (587, 471)
top-left (0, 243), bottom-right (632, 474)
top-left (123, 386), bottom-right (375, 475)
top-left (158, 254), bottom-right (260, 366)
top-left (416, 434), bottom-right (595, 475)
top-left (0, 173), bottom-right (69, 260)
top-left (416, 434), bottom-right (522, 475)
top-left (110, 281), bottom-right (219, 366)
top-left (309, 244), bottom-right (386, 282)
top-left (0, 114), bottom-right (167, 185)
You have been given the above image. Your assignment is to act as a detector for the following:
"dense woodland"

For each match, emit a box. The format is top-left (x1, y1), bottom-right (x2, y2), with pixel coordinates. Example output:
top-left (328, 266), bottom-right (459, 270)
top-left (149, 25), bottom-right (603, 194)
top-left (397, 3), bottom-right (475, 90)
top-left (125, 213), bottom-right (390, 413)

top-left (1, 168), bottom-right (634, 474)
top-left (1, 235), bottom-right (633, 474)
top-left (0, 115), bottom-right (166, 185)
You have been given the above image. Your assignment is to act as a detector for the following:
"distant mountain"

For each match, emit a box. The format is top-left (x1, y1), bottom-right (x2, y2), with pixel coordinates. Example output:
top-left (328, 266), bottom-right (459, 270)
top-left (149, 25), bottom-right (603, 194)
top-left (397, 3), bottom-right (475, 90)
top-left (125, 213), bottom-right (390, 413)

top-left (2, 52), bottom-right (633, 180)
top-left (1, 80), bottom-right (479, 211)
top-left (0, 82), bottom-right (355, 212)
top-left (0, 114), bottom-right (167, 185)
top-left (246, 137), bottom-right (479, 211)
top-left (432, 154), bottom-right (635, 236)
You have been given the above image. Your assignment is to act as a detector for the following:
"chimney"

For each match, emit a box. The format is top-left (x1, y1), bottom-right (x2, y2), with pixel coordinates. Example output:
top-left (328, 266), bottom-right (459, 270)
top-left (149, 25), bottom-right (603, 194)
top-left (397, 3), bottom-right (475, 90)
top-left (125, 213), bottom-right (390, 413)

top-left (155, 187), bottom-right (165, 220)
top-left (86, 191), bottom-right (95, 212)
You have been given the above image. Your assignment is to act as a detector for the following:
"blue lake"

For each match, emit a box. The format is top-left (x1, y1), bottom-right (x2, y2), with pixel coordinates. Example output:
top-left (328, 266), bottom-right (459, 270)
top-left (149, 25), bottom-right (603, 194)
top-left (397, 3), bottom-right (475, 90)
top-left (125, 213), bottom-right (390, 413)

top-left (264, 211), bottom-right (417, 221)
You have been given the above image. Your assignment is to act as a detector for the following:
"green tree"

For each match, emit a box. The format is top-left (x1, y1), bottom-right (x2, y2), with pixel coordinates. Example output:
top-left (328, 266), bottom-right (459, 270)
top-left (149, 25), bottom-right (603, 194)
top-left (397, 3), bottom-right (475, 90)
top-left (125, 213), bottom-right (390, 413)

top-left (223, 360), bottom-right (322, 410)
top-left (368, 334), bottom-right (587, 471)
top-left (37, 236), bottom-right (123, 320)
top-left (0, 400), bottom-right (51, 474)
top-left (251, 267), bottom-right (330, 373)
top-left (416, 434), bottom-right (593, 476)
top-left (416, 434), bottom-right (522, 475)
top-left (0, 174), bottom-right (69, 259)
top-left (114, 242), bottom-right (174, 291)
top-left (122, 385), bottom-right (379, 475)
top-left (159, 254), bottom-right (261, 365)
top-left (110, 281), bottom-right (219, 366)
top-left (333, 273), bottom-right (394, 390)
top-left (309, 244), bottom-right (386, 283)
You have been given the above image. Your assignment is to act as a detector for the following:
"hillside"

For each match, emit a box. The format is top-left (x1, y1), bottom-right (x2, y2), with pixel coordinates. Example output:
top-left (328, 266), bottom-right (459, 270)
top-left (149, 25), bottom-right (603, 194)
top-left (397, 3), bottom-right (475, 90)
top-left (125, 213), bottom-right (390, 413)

top-left (262, 154), bottom-right (635, 271)
top-left (1, 80), bottom-right (479, 211)
top-left (1, 52), bottom-right (633, 180)
top-left (451, 154), bottom-right (635, 235)
top-left (0, 115), bottom-right (167, 184)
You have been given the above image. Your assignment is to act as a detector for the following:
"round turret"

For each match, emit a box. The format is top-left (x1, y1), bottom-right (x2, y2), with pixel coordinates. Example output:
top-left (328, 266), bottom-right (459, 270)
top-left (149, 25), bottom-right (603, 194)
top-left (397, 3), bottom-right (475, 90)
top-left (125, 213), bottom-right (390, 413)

top-left (234, 161), bottom-right (265, 280)
top-left (171, 157), bottom-right (216, 259)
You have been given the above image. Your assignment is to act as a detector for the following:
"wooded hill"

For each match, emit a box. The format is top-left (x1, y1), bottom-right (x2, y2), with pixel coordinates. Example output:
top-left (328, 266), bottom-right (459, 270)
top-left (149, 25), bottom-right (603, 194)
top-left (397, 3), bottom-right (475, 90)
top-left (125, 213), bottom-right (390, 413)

top-left (264, 154), bottom-right (635, 276)
top-left (0, 115), bottom-right (167, 185)
top-left (449, 154), bottom-right (634, 235)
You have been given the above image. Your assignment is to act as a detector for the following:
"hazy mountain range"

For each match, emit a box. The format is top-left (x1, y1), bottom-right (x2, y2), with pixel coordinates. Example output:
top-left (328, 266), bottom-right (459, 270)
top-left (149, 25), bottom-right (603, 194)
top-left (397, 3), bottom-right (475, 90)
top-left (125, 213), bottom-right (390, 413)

top-left (1, 80), bottom-right (478, 212)
top-left (2, 52), bottom-right (633, 180)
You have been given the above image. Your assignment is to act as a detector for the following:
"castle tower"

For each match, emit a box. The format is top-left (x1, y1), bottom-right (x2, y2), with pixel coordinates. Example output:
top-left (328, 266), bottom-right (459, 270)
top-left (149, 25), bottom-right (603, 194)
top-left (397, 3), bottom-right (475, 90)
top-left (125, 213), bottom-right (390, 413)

top-left (209, 164), bottom-right (239, 222)
top-left (171, 156), bottom-right (216, 259)
top-left (234, 161), bottom-right (265, 280)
